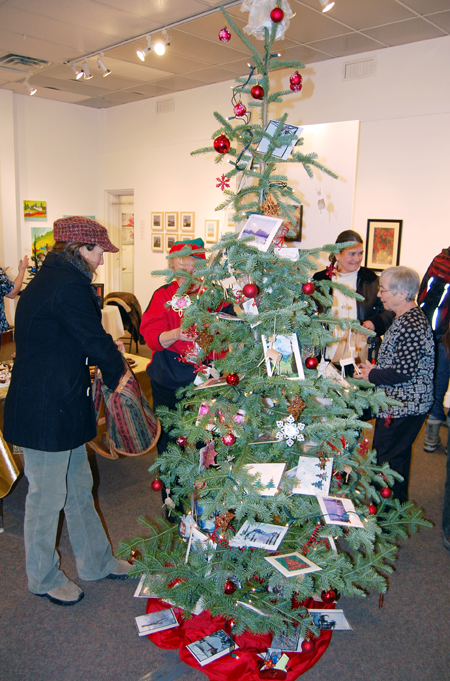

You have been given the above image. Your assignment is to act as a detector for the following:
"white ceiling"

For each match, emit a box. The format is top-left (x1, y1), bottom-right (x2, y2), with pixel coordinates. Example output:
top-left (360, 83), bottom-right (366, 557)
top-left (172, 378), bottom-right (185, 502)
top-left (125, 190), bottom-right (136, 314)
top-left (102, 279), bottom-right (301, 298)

top-left (0, 0), bottom-right (449, 108)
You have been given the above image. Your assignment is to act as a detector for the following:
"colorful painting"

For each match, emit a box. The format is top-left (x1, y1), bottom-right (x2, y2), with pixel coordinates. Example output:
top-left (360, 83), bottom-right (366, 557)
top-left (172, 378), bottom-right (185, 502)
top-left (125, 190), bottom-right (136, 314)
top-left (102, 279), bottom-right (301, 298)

top-left (31, 227), bottom-right (54, 256)
top-left (24, 200), bottom-right (47, 221)
top-left (365, 219), bottom-right (402, 271)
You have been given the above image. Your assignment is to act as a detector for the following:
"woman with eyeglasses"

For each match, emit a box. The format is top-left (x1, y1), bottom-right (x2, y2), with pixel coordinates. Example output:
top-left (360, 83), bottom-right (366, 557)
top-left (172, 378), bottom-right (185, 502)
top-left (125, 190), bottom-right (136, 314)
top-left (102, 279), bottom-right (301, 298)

top-left (313, 230), bottom-right (394, 368)
top-left (357, 266), bottom-right (435, 502)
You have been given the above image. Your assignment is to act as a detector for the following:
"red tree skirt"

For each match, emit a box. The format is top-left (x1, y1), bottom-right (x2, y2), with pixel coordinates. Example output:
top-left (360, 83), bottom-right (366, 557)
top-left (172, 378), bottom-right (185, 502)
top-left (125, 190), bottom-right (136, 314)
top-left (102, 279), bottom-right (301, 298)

top-left (146, 597), bottom-right (333, 680)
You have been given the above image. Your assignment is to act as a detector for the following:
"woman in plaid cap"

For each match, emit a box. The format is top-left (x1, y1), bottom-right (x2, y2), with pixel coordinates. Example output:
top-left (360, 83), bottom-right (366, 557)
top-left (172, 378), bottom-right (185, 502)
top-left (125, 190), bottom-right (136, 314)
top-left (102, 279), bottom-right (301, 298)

top-left (4, 216), bottom-right (132, 605)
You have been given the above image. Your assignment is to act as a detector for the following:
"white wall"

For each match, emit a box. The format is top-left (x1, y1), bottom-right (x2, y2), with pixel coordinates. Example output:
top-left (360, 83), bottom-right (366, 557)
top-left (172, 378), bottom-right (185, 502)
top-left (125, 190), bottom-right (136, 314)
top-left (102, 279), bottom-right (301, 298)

top-left (1, 34), bottom-right (449, 319)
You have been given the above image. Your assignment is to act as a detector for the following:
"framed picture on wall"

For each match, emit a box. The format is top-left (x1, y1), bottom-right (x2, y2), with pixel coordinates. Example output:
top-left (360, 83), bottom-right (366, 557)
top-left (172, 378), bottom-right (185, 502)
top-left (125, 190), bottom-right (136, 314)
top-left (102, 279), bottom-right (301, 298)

top-left (166, 233), bottom-right (178, 251)
top-left (365, 219), bottom-right (403, 271)
top-left (152, 233), bottom-right (163, 252)
top-left (151, 212), bottom-right (163, 231)
top-left (165, 212), bottom-right (178, 232)
top-left (281, 205), bottom-right (303, 243)
top-left (180, 212), bottom-right (195, 233)
top-left (205, 219), bottom-right (219, 244)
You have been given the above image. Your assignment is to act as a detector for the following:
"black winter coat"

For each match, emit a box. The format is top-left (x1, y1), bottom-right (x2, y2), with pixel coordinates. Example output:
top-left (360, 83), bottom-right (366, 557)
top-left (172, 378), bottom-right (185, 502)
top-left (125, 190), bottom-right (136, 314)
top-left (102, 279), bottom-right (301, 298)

top-left (313, 266), bottom-right (394, 336)
top-left (4, 252), bottom-right (124, 452)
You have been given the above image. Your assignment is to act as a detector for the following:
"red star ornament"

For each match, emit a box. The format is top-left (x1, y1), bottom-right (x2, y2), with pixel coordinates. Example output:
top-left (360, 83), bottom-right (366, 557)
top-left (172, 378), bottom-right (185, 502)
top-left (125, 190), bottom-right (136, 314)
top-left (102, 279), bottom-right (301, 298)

top-left (216, 174), bottom-right (231, 191)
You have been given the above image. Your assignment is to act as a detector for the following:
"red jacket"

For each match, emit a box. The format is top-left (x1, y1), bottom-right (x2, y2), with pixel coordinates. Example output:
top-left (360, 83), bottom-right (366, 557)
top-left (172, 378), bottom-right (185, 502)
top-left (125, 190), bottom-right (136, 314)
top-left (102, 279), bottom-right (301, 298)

top-left (141, 281), bottom-right (233, 390)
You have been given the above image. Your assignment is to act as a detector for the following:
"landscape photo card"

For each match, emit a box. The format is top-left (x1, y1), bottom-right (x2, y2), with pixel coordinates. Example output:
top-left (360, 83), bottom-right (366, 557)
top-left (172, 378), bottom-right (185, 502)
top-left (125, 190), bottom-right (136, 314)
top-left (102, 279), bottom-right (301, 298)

top-left (317, 495), bottom-right (364, 528)
top-left (264, 551), bottom-right (322, 577)
top-left (245, 462), bottom-right (286, 496)
top-left (135, 608), bottom-right (179, 636)
top-left (287, 456), bottom-right (334, 496)
top-left (261, 333), bottom-right (304, 380)
top-left (308, 609), bottom-right (352, 631)
top-left (270, 628), bottom-right (304, 652)
top-left (238, 213), bottom-right (283, 252)
top-left (186, 629), bottom-right (238, 667)
top-left (229, 521), bottom-right (288, 550)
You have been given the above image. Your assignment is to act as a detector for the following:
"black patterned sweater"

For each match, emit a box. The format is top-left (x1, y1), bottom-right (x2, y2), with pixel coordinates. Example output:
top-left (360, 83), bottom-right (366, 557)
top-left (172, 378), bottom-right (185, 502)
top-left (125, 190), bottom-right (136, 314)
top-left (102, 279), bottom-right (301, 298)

top-left (368, 306), bottom-right (435, 418)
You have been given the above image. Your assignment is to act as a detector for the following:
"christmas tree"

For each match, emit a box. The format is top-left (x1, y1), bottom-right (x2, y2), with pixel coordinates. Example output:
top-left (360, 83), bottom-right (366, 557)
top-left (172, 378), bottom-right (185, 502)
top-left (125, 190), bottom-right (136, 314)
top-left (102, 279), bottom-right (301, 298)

top-left (120, 2), bottom-right (430, 657)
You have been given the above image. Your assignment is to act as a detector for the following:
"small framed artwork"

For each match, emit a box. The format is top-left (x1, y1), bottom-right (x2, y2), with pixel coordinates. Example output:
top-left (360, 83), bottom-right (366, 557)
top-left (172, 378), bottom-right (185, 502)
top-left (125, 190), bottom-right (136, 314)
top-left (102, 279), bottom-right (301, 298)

top-left (165, 212), bottom-right (178, 232)
top-left (365, 219), bottom-right (403, 271)
top-left (282, 205), bottom-right (303, 243)
top-left (166, 233), bottom-right (178, 251)
top-left (264, 551), bottom-right (322, 577)
top-left (308, 609), bottom-right (352, 631)
top-left (238, 214), bottom-right (284, 252)
top-left (180, 212), bottom-right (195, 233)
top-left (317, 495), bottom-right (364, 528)
top-left (152, 233), bottom-right (163, 252)
top-left (94, 283), bottom-right (104, 308)
top-left (151, 212), bottom-right (163, 231)
top-left (229, 521), bottom-right (288, 550)
top-left (24, 200), bottom-right (47, 221)
top-left (205, 219), bottom-right (219, 244)
top-left (261, 333), bottom-right (305, 380)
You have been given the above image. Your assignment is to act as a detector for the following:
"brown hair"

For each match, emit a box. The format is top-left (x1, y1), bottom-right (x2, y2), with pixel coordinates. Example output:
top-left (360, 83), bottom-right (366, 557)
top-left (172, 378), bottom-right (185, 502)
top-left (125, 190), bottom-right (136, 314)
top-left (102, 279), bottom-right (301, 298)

top-left (52, 241), bottom-right (97, 275)
top-left (330, 230), bottom-right (363, 264)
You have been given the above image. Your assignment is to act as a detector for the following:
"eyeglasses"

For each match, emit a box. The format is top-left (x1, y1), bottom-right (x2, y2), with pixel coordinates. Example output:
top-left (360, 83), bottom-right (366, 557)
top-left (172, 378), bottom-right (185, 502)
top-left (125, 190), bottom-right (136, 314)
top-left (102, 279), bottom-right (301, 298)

top-left (378, 287), bottom-right (392, 293)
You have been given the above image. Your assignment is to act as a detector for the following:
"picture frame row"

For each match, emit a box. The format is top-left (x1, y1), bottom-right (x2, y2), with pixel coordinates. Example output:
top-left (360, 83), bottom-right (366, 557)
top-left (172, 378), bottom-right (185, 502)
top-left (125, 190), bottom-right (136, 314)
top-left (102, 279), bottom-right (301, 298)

top-left (151, 212), bottom-right (194, 233)
top-left (151, 219), bottom-right (220, 251)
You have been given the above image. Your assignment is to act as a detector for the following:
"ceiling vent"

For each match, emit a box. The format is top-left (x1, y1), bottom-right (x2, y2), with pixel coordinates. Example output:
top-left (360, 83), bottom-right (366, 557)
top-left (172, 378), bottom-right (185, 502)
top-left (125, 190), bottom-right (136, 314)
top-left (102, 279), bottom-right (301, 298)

top-left (156, 98), bottom-right (175, 114)
top-left (0, 52), bottom-right (50, 74)
top-left (342, 57), bottom-right (376, 81)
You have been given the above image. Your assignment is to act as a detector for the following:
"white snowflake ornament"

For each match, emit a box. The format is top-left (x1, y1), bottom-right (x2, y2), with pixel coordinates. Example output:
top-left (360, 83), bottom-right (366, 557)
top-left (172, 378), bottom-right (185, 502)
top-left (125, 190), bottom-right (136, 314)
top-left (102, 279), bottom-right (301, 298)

top-left (276, 415), bottom-right (305, 447)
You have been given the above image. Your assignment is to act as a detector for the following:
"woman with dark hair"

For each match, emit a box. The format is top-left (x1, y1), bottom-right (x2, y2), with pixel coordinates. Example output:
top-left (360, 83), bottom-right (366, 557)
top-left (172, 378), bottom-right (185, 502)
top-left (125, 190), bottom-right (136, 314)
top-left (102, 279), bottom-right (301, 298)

top-left (4, 217), bottom-right (131, 606)
top-left (357, 266), bottom-right (434, 503)
top-left (313, 230), bottom-right (394, 365)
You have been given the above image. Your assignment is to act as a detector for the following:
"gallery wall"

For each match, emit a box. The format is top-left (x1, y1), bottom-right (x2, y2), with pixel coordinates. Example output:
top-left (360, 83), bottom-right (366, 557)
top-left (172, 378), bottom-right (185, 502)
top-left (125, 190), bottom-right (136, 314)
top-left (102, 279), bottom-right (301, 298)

top-left (0, 33), bottom-right (449, 320)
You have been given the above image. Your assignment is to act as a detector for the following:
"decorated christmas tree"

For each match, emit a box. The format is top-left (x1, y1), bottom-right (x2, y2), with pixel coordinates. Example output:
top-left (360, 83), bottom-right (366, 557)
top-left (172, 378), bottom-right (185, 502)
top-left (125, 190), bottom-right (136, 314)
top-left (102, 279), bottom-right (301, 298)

top-left (120, 2), bottom-right (430, 668)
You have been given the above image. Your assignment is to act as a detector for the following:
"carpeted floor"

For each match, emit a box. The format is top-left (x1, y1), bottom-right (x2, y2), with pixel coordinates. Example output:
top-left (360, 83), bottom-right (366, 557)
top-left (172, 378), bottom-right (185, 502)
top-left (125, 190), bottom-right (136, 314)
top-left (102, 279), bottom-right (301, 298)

top-left (1, 338), bottom-right (449, 681)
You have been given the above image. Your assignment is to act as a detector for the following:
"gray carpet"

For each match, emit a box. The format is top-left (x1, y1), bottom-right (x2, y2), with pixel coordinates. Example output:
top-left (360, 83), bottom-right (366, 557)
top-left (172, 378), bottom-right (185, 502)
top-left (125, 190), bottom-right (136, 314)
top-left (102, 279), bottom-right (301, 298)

top-left (1, 338), bottom-right (449, 680)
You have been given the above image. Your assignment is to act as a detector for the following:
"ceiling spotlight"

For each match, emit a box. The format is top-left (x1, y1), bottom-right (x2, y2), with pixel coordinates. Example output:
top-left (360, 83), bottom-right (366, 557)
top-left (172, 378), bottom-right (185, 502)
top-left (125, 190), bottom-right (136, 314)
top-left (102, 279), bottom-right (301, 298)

top-left (71, 63), bottom-right (83, 80)
top-left (82, 60), bottom-right (93, 80)
top-left (319, 0), bottom-right (335, 11)
top-left (153, 29), bottom-right (170, 56)
top-left (137, 36), bottom-right (152, 61)
top-left (24, 79), bottom-right (37, 95)
top-left (97, 54), bottom-right (111, 77)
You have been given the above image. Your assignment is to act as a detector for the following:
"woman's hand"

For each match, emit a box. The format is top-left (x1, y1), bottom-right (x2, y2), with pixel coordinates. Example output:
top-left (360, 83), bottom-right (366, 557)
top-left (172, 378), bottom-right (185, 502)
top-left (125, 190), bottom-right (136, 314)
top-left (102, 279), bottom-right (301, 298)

top-left (362, 320), bottom-right (375, 330)
top-left (159, 327), bottom-right (197, 348)
top-left (357, 360), bottom-right (374, 381)
top-left (114, 340), bottom-right (126, 354)
top-left (18, 256), bottom-right (29, 273)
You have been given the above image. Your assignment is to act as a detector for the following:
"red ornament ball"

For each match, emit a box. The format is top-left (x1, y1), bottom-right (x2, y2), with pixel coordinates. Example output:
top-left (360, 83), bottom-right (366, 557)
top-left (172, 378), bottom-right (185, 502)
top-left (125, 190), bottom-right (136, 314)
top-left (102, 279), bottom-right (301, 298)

top-left (242, 282), bottom-right (259, 298)
top-left (368, 503), bottom-right (378, 515)
top-left (224, 580), bottom-right (237, 595)
top-left (213, 134), bottom-right (231, 154)
top-left (226, 373), bottom-right (240, 386)
top-left (250, 84), bottom-right (264, 100)
top-left (234, 101), bottom-right (247, 117)
top-left (222, 432), bottom-right (236, 446)
top-left (270, 5), bottom-right (284, 22)
top-left (128, 549), bottom-right (141, 564)
top-left (290, 72), bottom-right (303, 92)
top-left (321, 588), bottom-right (337, 603)
top-left (176, 435), bottom-right (188, 448)
top-left (302, 281), bottom-right (315, 295)
top-left (218, 27), bottom-right (231, 42)
top-left (151, 478), bottom-right (164, 492)
top-left (305, 356), bottom-right (319, 370)
top-left (380, 487), bottom-right (392, 499)
top-left (301, 639), bottom-right (316, 654)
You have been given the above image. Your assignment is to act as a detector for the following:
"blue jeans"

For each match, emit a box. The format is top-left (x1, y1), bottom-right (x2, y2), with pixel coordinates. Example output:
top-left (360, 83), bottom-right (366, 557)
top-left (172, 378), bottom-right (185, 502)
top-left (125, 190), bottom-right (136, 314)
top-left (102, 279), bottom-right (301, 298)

top-left (23, 445), bottom-right (118, 594)
top-left (429, 341), bottom-right (450, 421)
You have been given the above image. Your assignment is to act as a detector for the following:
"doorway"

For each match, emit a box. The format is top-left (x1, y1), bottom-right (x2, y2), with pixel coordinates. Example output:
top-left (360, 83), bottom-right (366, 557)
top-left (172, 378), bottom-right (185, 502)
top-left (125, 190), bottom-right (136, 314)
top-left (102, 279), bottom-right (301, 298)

top-left (105, 190), bottom-right (134, 294)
